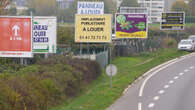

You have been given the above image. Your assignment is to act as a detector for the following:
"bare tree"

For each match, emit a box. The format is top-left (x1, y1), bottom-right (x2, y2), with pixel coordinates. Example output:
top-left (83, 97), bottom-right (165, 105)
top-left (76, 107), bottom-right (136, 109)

top-left (189, 0), bottom-right (195, 16)
top-left (26, 0), bottom-right (56, 16)
top-left (0, 0), bottom-right (12, 14)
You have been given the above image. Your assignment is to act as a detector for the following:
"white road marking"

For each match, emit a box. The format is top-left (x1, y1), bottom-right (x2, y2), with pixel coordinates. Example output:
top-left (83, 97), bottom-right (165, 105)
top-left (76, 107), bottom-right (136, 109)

top-left (138, 54), bottom-right (194, 110)
top-left (123, 88), bottom-right (129, 94)
top-left (190, 66), bottom-right (194, 69)
top-left (153, 96), bottom-right (160, 101)
top-left (148, 103), bottom-right (155, 108)
top-left (184, 69), bottom-right (189, 72)
top-left (169, 80), bottom-right (174, 84)
top-left (158, 90), bottom-right (165, 94)
top-left (138, 103), bottom-right (142, 110)
top-left (164, 85), bottom-right (170, 89)
top-left (139, 59), bottom-right (180, 97)
top-left (174, 76), bottom-right (179, 80)
top-left (138, 53), bottom-right (195, 110)
top-left (179, 73), bottom-right (184, 76)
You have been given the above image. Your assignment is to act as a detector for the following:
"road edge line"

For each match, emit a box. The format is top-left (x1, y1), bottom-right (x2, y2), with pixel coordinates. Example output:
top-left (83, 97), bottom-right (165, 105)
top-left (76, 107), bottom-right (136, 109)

top-left (139, 52), bottom-right (195, 97)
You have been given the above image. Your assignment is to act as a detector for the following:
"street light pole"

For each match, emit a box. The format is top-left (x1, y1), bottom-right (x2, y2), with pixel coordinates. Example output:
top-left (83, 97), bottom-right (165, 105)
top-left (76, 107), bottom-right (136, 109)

top-left (150, 0), bottom-right (152, 22)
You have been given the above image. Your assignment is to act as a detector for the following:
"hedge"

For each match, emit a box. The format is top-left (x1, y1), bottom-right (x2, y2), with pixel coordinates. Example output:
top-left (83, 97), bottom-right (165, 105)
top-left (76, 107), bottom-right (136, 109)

top-left (185, 16), bottom-right (195, 23)
top-left (0, 55), bottom-right (101, 110)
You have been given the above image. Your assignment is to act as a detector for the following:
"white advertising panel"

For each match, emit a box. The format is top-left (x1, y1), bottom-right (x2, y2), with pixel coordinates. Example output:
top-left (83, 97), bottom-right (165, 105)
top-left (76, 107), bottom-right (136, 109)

top-left (77, 2), bottom-right (104, 14)
top-left (33, 17), bottom-right (57, 53)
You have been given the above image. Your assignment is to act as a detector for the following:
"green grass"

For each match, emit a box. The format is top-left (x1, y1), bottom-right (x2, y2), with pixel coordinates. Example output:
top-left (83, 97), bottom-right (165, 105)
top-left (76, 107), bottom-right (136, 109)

top-left (58, 23), bottom-right (74, 27)
top-left (49, 48), bottom-right (189, 110)
top-left (149, 23), bottom-right (195, 29)
top-left (185, 23), bottom-right (195, 27)
top-left (58, 22), bottom-right (195, 29)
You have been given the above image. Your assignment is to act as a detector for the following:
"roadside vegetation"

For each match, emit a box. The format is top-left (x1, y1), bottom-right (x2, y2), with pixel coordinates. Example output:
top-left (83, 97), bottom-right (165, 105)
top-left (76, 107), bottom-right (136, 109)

top-left (0, 0), bottom-right (195, 110)
top-left (0, 56), bottom-right (101, 110)
top-left (50, 48), bottom-right (188, 110)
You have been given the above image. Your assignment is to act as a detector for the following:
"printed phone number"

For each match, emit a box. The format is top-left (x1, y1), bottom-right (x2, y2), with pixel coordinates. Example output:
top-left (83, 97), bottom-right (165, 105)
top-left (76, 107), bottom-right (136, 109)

top-left (79, 35), bottom-right (107, 40)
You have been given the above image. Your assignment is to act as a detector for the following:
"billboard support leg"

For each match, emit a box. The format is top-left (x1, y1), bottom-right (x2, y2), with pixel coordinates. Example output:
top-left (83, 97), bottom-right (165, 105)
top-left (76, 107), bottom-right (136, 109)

top-left (109, 46), bottom-right (112, 88)
top-left (167, 31), bottom-right (169, 38)
top-left (88, 43), bottom-right (90, 59)
top-left (24, 58), bottom-right (27, 66)
top-left (20, 58), bottom-right (24, 65)
top-left (44, 53), bottom-right (48, 59)
top-left (104, 44), bottom-right (106, 51)
top-left (177, 30), bottom-right (179, 43)
top-left (80, 43), bottom-right (82, 56)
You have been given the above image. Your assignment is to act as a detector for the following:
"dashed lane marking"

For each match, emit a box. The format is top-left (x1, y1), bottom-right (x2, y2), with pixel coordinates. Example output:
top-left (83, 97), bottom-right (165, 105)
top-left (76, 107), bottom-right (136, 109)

top-left (169, 80), bottom-right (174, 84)
top-left (148, 103), bottom-right (155, 108)
top-left (184, 69), bottom-right (189, 72)
top-left (190, 66), bottom-right (194, 69)
top-left (179, 73), bottom-right (184, 76)
top-left (158, 90), bottom-right (165, 94)
top-left (138, 103), bottom-right (142, 110)
top-left (153, 96), bottom-right (160, 101)
top-left (164, 85), bottom-right (170, 89)
top-left (174, 76), bottom-right (179, 80)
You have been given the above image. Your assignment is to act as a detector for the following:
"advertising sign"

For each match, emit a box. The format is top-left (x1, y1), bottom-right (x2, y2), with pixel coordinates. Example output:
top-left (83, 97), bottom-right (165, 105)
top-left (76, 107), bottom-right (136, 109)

top-left (75, 14), bottom-right (112, 43)
top-left (0, 16), bottom-right (32, 57)
top-left (120, 7), bottom-right (148, 14)
top-left (33, 17), bottom-right (56, 53)
top-left (161, 12), bottom-right (185, 30)
top-left (119, 7), bottom-right (151, 23)
top-left (115, 13), bottom-right (148, 39)
top-left (77, 2), bottom-right (104, 14)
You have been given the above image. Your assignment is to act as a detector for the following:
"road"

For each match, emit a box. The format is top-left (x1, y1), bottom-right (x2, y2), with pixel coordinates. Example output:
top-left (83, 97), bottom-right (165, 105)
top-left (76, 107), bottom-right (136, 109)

top-left (107, 53), bottom-right (195, 110)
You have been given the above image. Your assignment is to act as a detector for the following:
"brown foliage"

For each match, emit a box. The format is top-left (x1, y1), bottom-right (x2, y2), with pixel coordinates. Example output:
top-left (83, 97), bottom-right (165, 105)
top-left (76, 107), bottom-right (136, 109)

top-left (0, 0), bottom-right (12, 15)
top-left (0, 56), bottom-right (101, 110)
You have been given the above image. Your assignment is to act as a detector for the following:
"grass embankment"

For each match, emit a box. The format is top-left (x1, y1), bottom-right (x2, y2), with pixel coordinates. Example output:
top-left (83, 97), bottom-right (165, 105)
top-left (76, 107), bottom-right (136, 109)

top-left (149, 23), bottom-right (195, 29)
top-left (58, 23), bottom-right (195, 28)
top-left (50, 48), bottom-right (189, 110)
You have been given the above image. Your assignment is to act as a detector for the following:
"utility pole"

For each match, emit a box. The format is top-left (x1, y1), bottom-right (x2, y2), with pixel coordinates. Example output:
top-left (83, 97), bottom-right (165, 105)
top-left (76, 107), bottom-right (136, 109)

top-left (150, 0), bottom-right (152, 22)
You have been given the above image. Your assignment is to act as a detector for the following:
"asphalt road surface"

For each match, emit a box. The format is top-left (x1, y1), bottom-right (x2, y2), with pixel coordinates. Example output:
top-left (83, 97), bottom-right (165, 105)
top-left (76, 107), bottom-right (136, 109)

top-left (107, 53), bottom-right (195, 110)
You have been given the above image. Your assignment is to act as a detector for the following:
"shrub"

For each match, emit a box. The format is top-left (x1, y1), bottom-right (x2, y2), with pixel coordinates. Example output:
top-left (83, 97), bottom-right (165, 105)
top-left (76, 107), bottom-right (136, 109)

top-left (185, 16), bottom-right (195, 23)
top-left (185, 27), bottom-right (195, 35)
top-left (57, 26), bottom-right (74, 45)
top-left (0, 56), bottom-right (101, 110)
top-left (162, 37), bottom-right (177, 48)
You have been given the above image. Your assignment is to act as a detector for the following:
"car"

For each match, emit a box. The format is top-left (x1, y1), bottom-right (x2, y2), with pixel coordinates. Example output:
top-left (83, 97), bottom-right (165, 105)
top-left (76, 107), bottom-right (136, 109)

top-left (178, 39), bottom-right (195, 51)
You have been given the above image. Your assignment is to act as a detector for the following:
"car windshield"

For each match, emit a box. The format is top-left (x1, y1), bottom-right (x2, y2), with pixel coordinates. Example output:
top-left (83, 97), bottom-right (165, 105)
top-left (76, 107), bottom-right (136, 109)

top-left (180, 41), bottom-right (192, 44)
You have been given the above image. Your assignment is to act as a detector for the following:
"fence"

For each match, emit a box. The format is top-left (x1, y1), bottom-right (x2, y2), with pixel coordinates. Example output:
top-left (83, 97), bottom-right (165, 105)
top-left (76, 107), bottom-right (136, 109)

top-left (73, 51), bottom-right (109, 69)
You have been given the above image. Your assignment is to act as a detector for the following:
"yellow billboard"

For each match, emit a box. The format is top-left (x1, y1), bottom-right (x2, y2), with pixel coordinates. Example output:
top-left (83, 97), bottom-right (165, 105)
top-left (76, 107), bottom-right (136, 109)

top-left (75, 14), bottom-right (112, 43)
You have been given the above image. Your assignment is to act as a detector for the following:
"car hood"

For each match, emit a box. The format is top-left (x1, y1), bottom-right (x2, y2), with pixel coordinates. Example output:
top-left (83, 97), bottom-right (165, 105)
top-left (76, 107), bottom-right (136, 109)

top-left (178, 44), bottom-right (193, 47)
